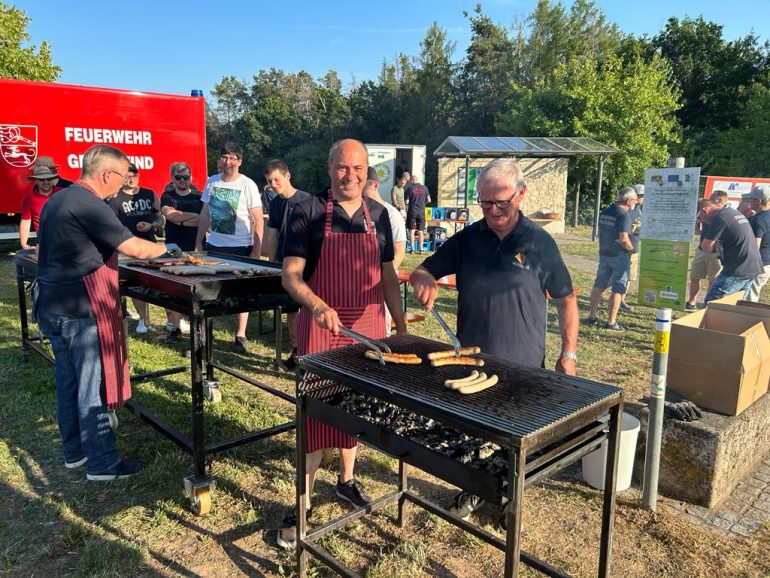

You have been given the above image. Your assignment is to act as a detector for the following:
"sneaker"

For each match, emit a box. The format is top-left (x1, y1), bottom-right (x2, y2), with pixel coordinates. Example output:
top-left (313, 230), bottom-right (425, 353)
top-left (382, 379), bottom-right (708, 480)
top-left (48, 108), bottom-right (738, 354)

top-left (126, 309), bottom-right (140, 321)
top-left (619, 302), bottom-right (634, 312)
top-left (685, 302), bottom-right (697, 311)
top-left (179, 318), bottom-right (190, 333)
top-left (336, 478), bottom-right (372, 508)
top-left (232, 336), bottom-right (248, 354)
top-left (283, 348), bottom-right (298, 371)
top-left (448, 491), bottom-right (485, 520)
top-left (276, 508), bottom-right (313, 550)
top-left (87, 460), bottom-right (142, 481)
top-left (135, 320), bottom-right (148, 334)
top-left (64, 456), bottom-right (88, 469)
top-left (166, 328), bottom-right (182, 343)
top-left (604, 321), bottom-right (625, 331)
top-left (584, 317), bottom-right (600, 325)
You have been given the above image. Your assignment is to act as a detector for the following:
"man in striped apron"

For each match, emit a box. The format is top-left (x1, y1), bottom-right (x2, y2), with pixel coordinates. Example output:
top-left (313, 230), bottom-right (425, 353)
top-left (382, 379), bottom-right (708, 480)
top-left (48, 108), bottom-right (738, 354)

top-left (36, 144), bottom-right (174, 481)
top-left (277, 139), bottom-right (407, 548)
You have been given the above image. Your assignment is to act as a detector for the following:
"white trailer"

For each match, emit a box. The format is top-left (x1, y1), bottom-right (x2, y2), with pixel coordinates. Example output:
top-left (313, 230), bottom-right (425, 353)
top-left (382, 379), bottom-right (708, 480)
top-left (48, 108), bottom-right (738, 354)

top-left (366, 143), bottom-right (427, 204)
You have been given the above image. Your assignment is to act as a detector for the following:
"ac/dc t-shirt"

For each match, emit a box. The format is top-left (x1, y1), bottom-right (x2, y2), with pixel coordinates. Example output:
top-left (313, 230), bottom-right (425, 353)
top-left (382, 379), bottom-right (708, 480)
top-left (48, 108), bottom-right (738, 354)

top-left (107, 187), bottom-right (158, 241)
top-left (37, 184), bottom-right (133, 317)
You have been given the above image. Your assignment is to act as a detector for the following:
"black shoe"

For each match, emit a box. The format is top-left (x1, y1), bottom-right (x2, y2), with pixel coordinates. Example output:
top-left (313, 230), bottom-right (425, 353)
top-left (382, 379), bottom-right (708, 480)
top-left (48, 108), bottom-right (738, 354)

top-left (619, 302), bottom-right (634, 312)
top-left (166, 328), bottom-right (182, 343)
top-left (685, 302), bottom-right (697, 311)
top-left (604, 321), bottom-right (625, 331)
top-left (276, 507), bottom-right (313, 550)
top-left (283, 348), bottom-right (298, 370)
top-left (336, 478), bottom-right (372, 508)
top-left (448, 491), bottom-right (485, 520)
top-left (232, 336), bottom-right (248, 354)
top-left (87, 460), bottom-right (142, 481)
top-left (584, 317), bottom-right (600, 325)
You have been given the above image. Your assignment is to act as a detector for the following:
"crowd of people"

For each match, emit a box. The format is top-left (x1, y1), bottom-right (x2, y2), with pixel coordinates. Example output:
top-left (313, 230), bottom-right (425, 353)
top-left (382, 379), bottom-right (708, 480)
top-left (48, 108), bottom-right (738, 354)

top-left (18, 138), bottom-right (769, 545)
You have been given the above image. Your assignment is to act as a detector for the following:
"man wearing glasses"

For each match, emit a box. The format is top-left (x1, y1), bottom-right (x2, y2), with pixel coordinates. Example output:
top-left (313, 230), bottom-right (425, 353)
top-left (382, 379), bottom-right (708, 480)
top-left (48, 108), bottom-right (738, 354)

top-left (19, 158), bottom-right (71, 250)
top-left (409, 157), bottom-right (577, 521)
top-left (195, 142), bottom-right (264, 353)
top-left (107, 163), bottom-right (164, 334)
top-left (35, 144), bottom-right (175, 481)
top-left (161, 162), bottom-right (203, 341)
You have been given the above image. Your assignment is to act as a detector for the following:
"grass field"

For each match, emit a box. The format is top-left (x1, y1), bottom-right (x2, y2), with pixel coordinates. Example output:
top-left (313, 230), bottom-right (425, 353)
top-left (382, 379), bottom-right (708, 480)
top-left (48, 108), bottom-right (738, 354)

top-left (1, 233), bottom-right (769, 577)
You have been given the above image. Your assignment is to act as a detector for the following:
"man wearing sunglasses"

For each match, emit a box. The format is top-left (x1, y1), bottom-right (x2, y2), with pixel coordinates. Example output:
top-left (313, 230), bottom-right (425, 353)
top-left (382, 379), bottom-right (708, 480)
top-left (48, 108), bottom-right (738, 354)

top-left (409, 157), bottom-right (577, 522)
top-left (161, 162), bottom-right (203, 341)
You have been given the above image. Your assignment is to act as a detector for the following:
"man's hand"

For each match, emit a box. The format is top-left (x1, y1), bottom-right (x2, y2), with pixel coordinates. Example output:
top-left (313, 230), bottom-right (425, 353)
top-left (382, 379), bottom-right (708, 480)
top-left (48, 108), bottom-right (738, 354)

top-left (135, 221), bottom-right (152, 233)
top-left (555, 355), bottom-right (576, 375)
top-left (165, 243), bottom-right (183, 257)
top-left (312, 304), bottom-right (341, 334)
top-left (410, 266), bottom-right (439, 310)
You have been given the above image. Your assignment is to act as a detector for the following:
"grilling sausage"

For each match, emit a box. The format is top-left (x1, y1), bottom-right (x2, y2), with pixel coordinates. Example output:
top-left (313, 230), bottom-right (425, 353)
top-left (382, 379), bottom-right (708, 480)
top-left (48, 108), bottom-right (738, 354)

top-left (428, 347), bottom-right (481, 360)
top-left (364, 350), bottom-right (422, 364)
top-left (430, 356), bottom-right (484, 367)
top-left (445, 371), bottom-right (484, 389)
top-left (458, 374), bottom-right (499, 394)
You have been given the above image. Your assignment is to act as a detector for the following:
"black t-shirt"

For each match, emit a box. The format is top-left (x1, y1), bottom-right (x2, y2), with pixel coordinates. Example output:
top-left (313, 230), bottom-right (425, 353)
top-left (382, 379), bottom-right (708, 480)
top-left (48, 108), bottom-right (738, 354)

top-left (749, 210), bottom-right (770, 266)
top-left (421, 215), bottom-right (573, 367)
top-left (107, 187), bottom-right (158, 241)
top-left (706, 207), bottom-right (764, 276)
top-left (161, 189), bottom-right (204, 250)
top-left (37, 184), bottom-right (133, 317)
top-left (283, 189), bottom-right (394, 281)
top-left (405, 183), bottom-right (430, 214)
top-left (598, 204), bottom-right (632, 257)
top-left (267, 189), bottom-right (311, 262)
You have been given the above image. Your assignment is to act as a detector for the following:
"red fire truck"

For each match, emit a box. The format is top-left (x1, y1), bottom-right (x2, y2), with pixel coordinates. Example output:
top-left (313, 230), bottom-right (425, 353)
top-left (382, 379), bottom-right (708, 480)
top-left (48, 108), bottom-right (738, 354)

top-left (0, 78), bottom-right (207, 229)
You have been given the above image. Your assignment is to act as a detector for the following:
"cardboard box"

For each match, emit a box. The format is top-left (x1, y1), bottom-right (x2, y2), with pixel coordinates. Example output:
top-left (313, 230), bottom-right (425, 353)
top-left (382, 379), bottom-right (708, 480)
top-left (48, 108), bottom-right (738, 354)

top-left (668, 307), bottom-right (770, 415)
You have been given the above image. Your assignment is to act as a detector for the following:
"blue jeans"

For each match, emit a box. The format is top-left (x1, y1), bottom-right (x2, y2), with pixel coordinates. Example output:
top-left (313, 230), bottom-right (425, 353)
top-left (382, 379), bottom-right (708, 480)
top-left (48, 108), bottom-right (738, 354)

top-left (38, 311), bottom-right (120, 473)
top-left (704, 273), bottom-right (755, 303)
top-left (593, 253), bottom-right (631, 294)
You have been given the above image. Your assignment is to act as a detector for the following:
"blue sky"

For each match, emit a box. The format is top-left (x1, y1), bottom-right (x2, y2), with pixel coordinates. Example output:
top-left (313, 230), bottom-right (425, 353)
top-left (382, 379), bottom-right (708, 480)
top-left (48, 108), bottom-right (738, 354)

top-left (15, 0), bottom-right (770, 98)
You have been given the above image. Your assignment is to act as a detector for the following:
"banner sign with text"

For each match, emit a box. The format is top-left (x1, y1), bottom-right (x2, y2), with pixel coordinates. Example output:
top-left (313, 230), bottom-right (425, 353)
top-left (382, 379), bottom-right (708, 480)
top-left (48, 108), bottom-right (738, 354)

top-left (638, 240), bottom-right (691, 311)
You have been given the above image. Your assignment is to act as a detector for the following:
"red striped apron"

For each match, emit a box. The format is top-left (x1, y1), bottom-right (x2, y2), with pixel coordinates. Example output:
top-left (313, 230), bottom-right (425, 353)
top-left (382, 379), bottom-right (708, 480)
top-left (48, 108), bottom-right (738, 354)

top-left (297, 191), bottom-right (385, 453)
top-left (79, 180), bottom-right (132, 410)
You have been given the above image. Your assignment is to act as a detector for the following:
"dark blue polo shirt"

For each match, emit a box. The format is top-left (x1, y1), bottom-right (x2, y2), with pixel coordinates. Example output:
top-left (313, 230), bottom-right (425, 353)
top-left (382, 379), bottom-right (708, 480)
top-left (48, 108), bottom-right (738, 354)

top-left (749, 210), bottom-right (770, 266)
top-left (598, 204), bottom-right (632, 257)
top-left (706, 207), bottom-right (763, 276)
top-left (420, 214), bottom-right (573, 367)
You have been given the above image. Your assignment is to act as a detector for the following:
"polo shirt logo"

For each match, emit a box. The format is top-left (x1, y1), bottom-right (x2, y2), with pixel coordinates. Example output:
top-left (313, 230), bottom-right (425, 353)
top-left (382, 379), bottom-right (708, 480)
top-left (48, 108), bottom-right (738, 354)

top-left (512, 252), bottom-right (530, 270)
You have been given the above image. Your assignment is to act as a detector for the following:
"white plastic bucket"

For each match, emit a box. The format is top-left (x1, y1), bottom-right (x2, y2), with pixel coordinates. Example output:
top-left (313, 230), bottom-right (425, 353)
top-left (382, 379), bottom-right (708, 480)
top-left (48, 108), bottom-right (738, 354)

top-left (581, 412), bottom-right (640, 491)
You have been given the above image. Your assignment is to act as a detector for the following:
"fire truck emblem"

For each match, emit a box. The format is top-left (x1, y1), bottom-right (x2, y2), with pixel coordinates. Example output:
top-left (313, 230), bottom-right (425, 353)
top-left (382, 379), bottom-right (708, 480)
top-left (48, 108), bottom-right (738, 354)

top-left (0, 124), bottom-right (38, 167)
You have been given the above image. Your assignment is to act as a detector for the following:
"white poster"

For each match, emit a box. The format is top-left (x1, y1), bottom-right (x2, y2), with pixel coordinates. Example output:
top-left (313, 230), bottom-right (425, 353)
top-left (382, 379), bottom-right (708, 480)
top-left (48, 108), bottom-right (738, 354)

top-left (640, 167), bottom-right (701, 242)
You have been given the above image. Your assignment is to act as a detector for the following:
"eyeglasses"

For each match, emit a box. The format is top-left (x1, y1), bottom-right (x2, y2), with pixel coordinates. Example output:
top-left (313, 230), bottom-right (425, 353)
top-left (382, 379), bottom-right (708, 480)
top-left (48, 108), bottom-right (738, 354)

top-left (174, 174), bottom-right (191, 181)
top-left (125, 173), bottom-right (138, 180)
top-left (478, 193), bottom-right (518, 210)
top-left (220, 155), bottom-right (240, 162)
top-left (107, 170), bottom-right (130, 183)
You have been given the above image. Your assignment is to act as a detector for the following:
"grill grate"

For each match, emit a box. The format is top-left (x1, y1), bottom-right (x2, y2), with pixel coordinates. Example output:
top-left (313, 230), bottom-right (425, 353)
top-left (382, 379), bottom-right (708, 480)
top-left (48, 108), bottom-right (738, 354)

top-left (300, 334), bottom-right (621, 444)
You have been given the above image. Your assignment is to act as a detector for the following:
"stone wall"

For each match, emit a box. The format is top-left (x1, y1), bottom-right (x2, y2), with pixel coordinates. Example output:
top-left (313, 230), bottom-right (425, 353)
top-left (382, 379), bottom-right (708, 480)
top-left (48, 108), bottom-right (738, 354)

top-left (435, 156), bottom-right (569, 235)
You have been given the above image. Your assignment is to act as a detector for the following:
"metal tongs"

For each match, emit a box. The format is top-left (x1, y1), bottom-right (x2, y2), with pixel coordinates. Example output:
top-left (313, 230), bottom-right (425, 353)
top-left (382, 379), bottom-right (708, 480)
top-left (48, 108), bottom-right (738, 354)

top-left (339, 326), bottom-right (392, 366)
top-left (431, 308), bottom-right (461, 357)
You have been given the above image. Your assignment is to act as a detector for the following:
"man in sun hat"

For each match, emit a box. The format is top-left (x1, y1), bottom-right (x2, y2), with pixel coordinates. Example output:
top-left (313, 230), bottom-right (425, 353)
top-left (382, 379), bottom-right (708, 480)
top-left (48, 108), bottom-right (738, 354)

top-left (19, 161), bottom-right (71, 250)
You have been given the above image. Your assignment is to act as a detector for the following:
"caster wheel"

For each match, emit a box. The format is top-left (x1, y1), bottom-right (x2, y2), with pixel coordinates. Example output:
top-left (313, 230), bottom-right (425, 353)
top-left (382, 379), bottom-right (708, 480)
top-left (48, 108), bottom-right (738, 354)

top-left (191, 487), bottom-right (211, 516)
top-left (203, 383), bottom-right (221, 403)
top-left (107, 410), bottom-right (118, 430)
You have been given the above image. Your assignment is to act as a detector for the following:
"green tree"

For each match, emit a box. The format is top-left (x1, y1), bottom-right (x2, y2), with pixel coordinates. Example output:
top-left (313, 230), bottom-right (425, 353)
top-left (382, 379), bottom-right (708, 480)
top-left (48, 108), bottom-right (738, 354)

top-left (0, 2), bottom-right (60, 81)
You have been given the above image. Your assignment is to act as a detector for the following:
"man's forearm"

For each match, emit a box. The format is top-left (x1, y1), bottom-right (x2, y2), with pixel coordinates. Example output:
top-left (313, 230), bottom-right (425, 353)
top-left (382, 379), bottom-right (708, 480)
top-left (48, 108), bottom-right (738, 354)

top-left (555, 292), bottom-right (578, 353)
top-left (19, 219), bottom-right (31, 248)
top-left (282, 269), bottom-right (325, 313)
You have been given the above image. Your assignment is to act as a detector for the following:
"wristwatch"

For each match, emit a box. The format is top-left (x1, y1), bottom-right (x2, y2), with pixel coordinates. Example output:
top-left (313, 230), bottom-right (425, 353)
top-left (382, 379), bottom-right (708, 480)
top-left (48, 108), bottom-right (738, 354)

top-left (560, 351), bottom-right (578, 362)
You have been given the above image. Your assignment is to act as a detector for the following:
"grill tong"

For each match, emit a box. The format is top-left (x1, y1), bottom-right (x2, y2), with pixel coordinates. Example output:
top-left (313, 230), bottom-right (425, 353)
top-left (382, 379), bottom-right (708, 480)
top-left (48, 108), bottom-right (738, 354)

top-left (431, 308), bottom-right (461, 357)
top-left (338, 327), bottom-right (392, 366)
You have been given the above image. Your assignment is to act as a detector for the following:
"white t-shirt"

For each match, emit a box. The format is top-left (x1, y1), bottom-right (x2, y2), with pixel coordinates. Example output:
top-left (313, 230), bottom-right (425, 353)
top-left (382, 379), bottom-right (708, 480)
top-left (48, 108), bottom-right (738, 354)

top-left (383, 202), bottom-right (406, 244)
top-left (201, 173), bottom-right (262, 247)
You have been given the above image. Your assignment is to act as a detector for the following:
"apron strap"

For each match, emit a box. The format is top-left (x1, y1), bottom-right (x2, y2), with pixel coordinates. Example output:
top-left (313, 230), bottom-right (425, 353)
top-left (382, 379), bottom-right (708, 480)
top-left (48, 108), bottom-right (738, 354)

top-left (325, 189), bottom-right (376, 235)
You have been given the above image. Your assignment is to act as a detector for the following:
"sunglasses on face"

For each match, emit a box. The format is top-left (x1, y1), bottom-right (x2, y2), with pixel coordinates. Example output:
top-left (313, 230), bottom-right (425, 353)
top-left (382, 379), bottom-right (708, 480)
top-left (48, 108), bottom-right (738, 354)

top-left (174, 175), bottom-right (191, 181)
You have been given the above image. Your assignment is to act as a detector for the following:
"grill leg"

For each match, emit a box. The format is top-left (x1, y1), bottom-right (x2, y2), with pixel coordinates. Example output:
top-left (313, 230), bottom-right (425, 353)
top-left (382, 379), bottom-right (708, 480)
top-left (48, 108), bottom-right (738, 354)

top-left (397, 460), bottom-right (408, 527)
top-left (599, 402), bottom-right (622, 577)
top-left (17, 267), bottom-right (30, 359)
top-left (296, 374), bottom-right (308, 578)
top-left (274, 307), bottom-right (283, 369)
top-left (190, 306), bottom-right (206, 478)
top-left (504, 449), bottom-right (526, 578)
top-left (205, 317), bottom-right (214, 382)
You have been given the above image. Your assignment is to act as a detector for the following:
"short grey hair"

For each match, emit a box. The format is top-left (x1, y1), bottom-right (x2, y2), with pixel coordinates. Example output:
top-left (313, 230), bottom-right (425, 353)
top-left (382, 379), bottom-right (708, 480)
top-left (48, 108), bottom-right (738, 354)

top-left (170, 161), bottom-right (191, 176)
top-left (81, 145), bottom-right (128, 178)
top-left (328, 138), bottom-right (367, 165)
top-left (616, 186), bottom-right (637, 202)
top-left (477, 159), bottom-right (526, 192)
